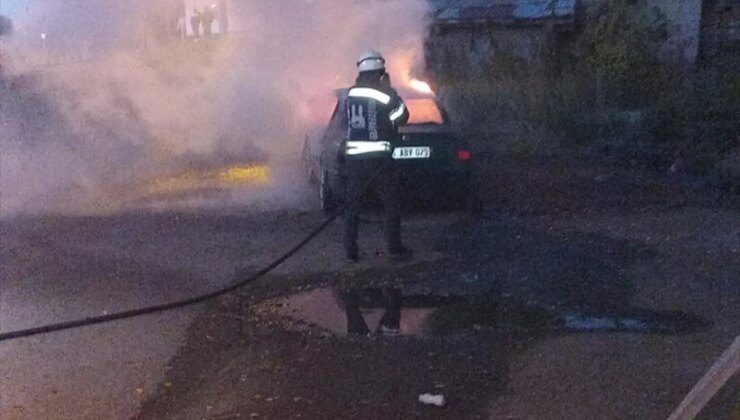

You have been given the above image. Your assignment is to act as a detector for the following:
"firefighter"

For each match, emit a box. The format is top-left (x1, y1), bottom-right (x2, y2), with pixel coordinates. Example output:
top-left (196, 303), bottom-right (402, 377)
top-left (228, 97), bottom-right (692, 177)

top-left (342, 50), bottom-right (411, 263)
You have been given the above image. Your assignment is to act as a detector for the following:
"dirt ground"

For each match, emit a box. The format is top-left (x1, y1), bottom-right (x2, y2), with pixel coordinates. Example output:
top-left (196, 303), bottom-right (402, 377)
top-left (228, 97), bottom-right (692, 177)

top-left (134, 153), bottom-right (739, 420)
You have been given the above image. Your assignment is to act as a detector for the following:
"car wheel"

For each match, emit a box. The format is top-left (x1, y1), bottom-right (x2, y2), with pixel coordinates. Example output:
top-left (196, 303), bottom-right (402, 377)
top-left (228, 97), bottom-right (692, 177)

top-left (319, 170), bottom-right (335, 211)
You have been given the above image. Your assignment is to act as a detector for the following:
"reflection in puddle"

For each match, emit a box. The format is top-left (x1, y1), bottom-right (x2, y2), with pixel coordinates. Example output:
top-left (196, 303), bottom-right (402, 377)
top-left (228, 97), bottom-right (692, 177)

top-left (273, 288), bottom-right (435, 336)
top-left (140, 163), bottom-right (272, 199)
top-left (268, 288), bottom-right (707, 337)
top-left (563, 310), bottom-right (708, 334)
top-left (564, 315), bottom-right (619, 331)
top-left (109, 163), bottom-right (287, 211)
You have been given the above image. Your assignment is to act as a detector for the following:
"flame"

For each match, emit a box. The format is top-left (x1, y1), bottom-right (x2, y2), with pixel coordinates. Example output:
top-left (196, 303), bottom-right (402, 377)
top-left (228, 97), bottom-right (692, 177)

top-left (408, 78), bottom-right (434, 95)
top-left (385, 50), bottom-right (435, 96)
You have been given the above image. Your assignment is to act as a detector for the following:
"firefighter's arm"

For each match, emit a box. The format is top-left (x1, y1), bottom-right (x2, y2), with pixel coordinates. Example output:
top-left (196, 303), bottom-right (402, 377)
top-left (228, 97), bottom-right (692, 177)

top-left (389, 95), bottom-right (409, 126)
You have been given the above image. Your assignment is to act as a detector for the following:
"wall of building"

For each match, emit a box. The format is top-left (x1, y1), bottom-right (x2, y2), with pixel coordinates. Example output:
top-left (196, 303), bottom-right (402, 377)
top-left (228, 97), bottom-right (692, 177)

top-left (426, 27), bottom-right (473, 80)
top-left (426, 25), bottom-right (551, 81)
top-left (411, 0), bottom-right (736, 82)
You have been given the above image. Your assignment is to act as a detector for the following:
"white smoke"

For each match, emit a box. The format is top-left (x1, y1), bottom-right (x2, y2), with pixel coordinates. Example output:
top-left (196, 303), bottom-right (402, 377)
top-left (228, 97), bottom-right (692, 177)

top-left (0, 0), bottom-right (431, 215)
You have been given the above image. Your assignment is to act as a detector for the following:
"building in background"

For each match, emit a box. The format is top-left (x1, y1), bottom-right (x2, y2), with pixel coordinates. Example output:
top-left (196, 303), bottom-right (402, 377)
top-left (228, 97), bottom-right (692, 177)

top-left (425, 0), bottom-right (738, 80)
top-left (425, 0), bottom-right (577, 80)
top-left (182, 0), bottom-right (243, 36)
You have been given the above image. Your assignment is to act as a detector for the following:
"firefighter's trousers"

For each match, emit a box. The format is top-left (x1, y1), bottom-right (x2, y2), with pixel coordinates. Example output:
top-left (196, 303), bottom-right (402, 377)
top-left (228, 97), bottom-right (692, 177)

top-left (343, 158), bottom-right (402, 256)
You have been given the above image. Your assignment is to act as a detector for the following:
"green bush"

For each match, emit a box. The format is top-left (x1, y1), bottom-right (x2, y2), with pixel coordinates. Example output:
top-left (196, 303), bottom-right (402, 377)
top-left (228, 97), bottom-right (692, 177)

top-left (575, 0), bottom-right (668, 108)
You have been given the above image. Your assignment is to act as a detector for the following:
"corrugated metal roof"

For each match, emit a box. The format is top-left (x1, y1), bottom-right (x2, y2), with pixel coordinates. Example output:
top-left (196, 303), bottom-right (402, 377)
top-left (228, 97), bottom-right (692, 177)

top-left (431, 0), bottom-right (577, 24)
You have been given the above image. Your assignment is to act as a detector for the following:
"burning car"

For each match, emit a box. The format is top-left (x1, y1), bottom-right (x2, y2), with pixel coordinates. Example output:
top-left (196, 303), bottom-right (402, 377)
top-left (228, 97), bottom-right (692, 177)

top-left (302, 81), bottom-right (478, 211)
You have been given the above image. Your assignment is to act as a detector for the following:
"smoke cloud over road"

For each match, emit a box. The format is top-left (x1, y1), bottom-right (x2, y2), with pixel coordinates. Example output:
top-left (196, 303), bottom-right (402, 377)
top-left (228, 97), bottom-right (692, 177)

top-left (0, 0), bottom-right (430, 215)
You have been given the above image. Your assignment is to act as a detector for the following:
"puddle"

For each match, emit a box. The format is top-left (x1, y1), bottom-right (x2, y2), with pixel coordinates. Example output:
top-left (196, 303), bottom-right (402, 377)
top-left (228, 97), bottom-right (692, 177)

top-left (563, 310), bottom-right (708, 334)
top-left (265, 287), bottom-right (708, 337)
top-left (270, 288), bottom-right (437, 336)
top-left (265, 288), bottom-right (555, 337)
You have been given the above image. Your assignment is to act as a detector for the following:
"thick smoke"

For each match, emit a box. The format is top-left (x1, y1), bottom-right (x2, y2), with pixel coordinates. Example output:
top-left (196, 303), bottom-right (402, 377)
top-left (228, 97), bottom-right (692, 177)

top-left (0, 0), bottom-right (430, 215)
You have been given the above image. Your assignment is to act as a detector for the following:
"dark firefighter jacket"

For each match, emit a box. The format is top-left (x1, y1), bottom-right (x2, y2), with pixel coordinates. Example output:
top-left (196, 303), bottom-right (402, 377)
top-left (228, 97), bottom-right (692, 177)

top-left (343, 79), bottom-right (409, 160)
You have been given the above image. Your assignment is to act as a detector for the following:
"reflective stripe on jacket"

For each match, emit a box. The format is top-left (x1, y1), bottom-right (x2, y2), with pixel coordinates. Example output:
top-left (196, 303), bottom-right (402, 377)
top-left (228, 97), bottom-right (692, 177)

top-left (344, 84), bottom-right (408, 159)
top-left (345, 140), bottom-right (391, 156)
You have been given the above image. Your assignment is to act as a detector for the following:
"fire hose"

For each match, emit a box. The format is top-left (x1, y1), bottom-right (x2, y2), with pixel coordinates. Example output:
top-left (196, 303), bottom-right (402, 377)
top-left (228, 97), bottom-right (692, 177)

top-left (0, 166), bottom-right (386, 342)
top-left (0, 206), bottom-right (344, 342)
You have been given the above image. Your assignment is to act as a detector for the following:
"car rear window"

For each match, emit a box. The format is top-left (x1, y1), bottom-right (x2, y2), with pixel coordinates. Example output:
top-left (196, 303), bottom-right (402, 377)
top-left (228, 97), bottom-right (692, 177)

top-left (406, 99), bottom-right (444, 125)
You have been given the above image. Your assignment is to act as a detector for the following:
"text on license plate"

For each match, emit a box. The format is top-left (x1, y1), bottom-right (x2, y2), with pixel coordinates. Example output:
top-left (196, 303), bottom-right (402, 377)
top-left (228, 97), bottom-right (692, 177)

top-left (392, 147), bottom-right (431, 159)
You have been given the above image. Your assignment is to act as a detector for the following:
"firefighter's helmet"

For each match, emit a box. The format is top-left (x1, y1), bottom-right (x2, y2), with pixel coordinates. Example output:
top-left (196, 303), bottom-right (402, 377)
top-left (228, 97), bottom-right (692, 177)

top-left (357, 50), bottom-right (385, 73)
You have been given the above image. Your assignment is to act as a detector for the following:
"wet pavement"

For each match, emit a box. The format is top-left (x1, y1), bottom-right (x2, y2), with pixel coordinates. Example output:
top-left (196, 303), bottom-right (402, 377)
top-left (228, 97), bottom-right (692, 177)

top-left (0, 163), bottom-right (314, 420)
top-left (4, 156), bottom-right (738, 419)
top-left (264, 286), bottom-right (708, 338)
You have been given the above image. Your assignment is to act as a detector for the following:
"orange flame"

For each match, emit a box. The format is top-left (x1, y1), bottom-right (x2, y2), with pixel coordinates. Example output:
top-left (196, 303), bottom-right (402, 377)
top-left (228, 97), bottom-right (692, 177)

top-left (386, 50), bottom-right (434, 96)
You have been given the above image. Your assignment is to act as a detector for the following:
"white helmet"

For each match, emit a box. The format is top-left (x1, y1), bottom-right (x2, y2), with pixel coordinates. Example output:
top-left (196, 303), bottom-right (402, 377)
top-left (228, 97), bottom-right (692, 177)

top-left (357, 50), bottom-right (385, 72)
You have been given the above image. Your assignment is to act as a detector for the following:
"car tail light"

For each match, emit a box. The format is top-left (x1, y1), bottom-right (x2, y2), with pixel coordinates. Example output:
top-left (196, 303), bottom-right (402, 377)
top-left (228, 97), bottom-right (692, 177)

top-left (457, 150), bottom-right (471, 161)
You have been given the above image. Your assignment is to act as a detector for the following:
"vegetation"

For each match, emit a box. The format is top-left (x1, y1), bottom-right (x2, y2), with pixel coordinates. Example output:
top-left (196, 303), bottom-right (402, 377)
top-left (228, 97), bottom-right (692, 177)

top-left (646, 55), bottom-right (740, 173)
top-left (439, 0), bottom-right (739, 173)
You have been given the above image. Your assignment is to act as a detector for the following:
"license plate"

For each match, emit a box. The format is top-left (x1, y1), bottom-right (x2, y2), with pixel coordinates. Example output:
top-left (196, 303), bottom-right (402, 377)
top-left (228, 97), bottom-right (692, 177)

top-left (392, 147), bottom-right (431, 159)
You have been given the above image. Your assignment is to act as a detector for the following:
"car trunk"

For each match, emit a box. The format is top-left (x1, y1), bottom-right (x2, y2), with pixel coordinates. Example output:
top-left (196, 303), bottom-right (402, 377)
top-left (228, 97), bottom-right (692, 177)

top-left (397, 125), bottom-right (464, 165)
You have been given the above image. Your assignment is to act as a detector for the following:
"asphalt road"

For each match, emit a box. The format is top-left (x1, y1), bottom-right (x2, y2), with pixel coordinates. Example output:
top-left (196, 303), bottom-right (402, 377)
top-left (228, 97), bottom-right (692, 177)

top-left (0, 211), bottom-right (244, 419)
top-left (0, 166), bottom-right (458, 419)
top-left (0, 166), bottom-right (326, 420)
top-left (1, 158), bottom-right (738, 419)
top-left (135, 156), bottom-right (739, 419)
